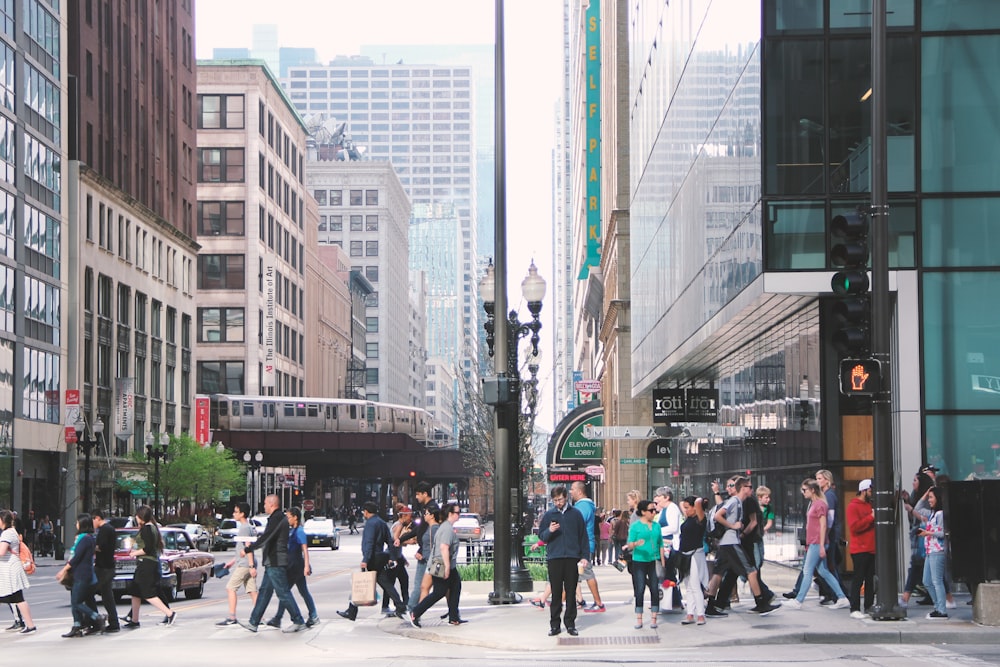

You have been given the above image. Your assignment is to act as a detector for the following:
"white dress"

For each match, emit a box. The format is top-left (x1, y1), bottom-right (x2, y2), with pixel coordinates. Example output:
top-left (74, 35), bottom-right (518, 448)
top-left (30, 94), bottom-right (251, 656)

top-left (0, 527), bottom-right (30, 599)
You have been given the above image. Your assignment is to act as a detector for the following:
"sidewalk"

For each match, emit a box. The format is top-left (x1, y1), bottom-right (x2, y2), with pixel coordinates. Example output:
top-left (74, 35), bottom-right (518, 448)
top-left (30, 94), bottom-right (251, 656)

top-left (378, 561), bottom-right (1000, 650)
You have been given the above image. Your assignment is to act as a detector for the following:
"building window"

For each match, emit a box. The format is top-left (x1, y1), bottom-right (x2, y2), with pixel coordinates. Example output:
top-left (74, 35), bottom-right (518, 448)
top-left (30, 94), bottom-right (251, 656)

top-left (366, 316), bottom-right (379, 333)
top-left (198, 94), bottom-right (245, 129)
top-left (365, 189), bottom-right (378, 206)
top-left (198, 307), bottom-right (245, 343)
top-left (366, 342), bottom-right (379, 358)
top-left (365, 214), bottom-right (378, 231)
top-left (365, 368), bottom-right (379, 385)
top-left (365, 240), bottom-right (378, 257)
top-left (350, 215), bottom-right (362, 231)
top-left (198, 201), bottom-right (245, 236)
top-left (197, 254), bottom-right (246, 289)
top-left (22, 346), bottom-right (60, 423)
top-left (350, 240), bottom-right (362, 257)
top-left (313, 189), bottom-right (327, 205)
top-left (197, 360), bottom-right (245, 394)
top-left (349, 190), bottom-right (363, 206)
top-left (198, 148), bottom-right (245, 182)
top-left (330, 189), bottom-right (342, 206)
top-left (365, 265), bottom-right (378, 282)
top-left (330, 215), bottom-right (342, 231)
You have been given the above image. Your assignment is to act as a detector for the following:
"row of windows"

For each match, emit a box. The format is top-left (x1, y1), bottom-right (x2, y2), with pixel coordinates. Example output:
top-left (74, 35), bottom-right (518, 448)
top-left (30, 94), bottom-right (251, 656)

top-left (258, 100), bottom-right (303, 182)
top-left (317, 214), bottom-right (379, 232)
top-left (291, 68), bottom-right (470, 78)
top-left (257, 207), bottom-right (305, 275)
top-left (312, 189), bottom-right (378, 206)
top-left (258, 152), bottom-right (305, 227)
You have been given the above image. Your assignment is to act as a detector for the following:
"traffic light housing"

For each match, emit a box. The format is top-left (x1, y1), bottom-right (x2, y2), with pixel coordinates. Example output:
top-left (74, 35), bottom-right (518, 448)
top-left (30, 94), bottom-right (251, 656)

top-left (830, 208), bottom-right (872, 357)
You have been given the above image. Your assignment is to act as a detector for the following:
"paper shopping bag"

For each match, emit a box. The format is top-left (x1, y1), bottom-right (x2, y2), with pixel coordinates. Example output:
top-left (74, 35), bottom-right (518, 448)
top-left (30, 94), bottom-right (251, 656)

top-left (351, 570), bottom-right (378, 606)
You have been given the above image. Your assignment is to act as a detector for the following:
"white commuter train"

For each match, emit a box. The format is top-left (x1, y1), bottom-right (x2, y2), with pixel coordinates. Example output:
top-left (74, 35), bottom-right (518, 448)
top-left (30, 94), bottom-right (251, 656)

top-left (210, 394), bottom-right (431, 443)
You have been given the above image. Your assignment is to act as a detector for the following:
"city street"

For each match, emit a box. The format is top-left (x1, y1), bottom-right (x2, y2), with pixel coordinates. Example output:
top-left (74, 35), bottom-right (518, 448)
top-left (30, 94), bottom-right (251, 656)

top-left (5, 526), bottom-right (1000, 665)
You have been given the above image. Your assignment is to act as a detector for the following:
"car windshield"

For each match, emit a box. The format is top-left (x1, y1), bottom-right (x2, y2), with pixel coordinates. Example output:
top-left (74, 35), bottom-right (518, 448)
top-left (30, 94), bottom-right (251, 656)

top-left (458, 514), bottom-right (480, 523)
top-left (220, 520), bottom-right (237, 530)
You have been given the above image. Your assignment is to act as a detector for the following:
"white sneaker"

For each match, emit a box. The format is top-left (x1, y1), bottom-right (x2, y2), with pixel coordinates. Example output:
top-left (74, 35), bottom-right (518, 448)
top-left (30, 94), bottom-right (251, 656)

top-left (946, 600), bottom-right (957, 610)
top-left (783, 599), bottom-right (802, 609)
top-left (830, 599), bottom-right (850, 610)
top-left (849, 610), bottom-right (867, 620)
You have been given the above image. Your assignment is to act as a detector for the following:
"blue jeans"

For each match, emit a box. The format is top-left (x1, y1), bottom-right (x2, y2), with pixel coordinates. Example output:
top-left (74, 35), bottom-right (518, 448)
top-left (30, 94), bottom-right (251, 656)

top-left (408, 559), bottom-right (427, 611)
top-left (631, 560), bottom-right (660, 614)
top-left (922, 551), bottom-right (947, 615)
top-left (249, 565), bottom-right (304, 626)
top-left (796, 544), bottom-right (847, 603)
top-left (274, 575), bottom-right (317, 622)
top-left (71, 578), bottom-right (100, 628)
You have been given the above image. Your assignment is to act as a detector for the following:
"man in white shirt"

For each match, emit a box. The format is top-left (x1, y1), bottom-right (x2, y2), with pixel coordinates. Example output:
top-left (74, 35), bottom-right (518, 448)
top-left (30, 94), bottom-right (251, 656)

top-left (653, 486), bottom-right (684, 609)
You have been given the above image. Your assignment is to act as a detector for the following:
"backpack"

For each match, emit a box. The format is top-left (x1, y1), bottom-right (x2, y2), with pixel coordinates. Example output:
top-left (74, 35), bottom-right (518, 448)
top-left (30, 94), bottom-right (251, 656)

top-left (19, 541), bottom-right (36, 575)
top-left (706, 502), bottom-right (727, 540)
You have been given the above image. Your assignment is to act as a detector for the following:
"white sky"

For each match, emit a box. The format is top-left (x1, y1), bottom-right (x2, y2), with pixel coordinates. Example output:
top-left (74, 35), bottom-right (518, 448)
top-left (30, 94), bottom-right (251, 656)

top-left (196, 0), bottom-right (564, 430)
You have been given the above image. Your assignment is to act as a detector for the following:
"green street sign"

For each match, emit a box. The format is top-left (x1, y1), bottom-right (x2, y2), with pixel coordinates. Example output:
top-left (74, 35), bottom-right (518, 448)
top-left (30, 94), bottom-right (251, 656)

top-left (218, 489), bottom-right (231, 502)
top-left (620, 458), bottom-right (647, 465)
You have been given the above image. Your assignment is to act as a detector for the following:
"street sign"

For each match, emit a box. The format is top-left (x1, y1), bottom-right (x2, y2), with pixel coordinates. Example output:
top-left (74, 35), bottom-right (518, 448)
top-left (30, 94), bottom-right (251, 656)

top-left (583, 424), bottom-right (666, 439)
top-left (218, 489), bottom-right (231, 502)
top-left (620, 458), bottom-right (647, 465)
top-left (574, 380), bottom-right (602, 393)
top-left (303, 499), bottom-right (315, 512)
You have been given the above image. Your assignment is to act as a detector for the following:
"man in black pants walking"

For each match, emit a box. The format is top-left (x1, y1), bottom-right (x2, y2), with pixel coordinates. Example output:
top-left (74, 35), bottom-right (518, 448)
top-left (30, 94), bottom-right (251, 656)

top-left (538, 486), bottom-right (590, 637)
top-left (91, 510), bottom-right (121, 633)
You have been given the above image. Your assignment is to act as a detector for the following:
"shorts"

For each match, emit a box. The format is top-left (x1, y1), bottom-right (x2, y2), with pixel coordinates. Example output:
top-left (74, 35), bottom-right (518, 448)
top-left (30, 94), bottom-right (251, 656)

top-left (579, 560), bottom-right (596, 582)
top-left (715, 544), bottom-right (756, 579)
top-left (226, 565), bottom-right (258, 593)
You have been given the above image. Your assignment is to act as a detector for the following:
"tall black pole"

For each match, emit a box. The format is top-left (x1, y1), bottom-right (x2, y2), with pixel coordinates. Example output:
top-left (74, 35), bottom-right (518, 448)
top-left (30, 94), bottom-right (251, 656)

top-left (154, 455), bottom-right (161, 520)
top-left (83, 441), bottom-right (92, 513)
top-left (489, 0), bottom-right (516, 604)
top-left (870, 0), bottom-right (904, 621)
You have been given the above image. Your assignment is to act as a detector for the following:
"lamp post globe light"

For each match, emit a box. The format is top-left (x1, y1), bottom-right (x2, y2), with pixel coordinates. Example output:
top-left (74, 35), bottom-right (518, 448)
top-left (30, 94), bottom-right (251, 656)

top-left (145, 431), bottom-right (170, 519)
top-left (243, 450), bottom-right (263, 514)
top-left (480, 258), bottom-right (546, 602)
top-left (74, 416), bottom-right (104, 513)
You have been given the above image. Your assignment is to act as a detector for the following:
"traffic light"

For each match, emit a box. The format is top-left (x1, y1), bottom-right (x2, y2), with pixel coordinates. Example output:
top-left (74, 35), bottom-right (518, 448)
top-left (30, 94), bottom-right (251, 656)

top-left (830, 208), bottom-right (871, 357)
top-left (839, 358), bottom-right (882, 396)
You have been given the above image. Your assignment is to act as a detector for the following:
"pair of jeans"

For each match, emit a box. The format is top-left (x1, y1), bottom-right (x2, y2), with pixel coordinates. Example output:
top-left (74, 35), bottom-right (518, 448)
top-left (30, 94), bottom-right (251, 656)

top-left (411, 568), bottom-right (461, 622)
top-left (71, 578), bottom-right (100, 628)
top-left (249, 565), bottom-right (304, 626)
top-left (273, 575), bottom-right (317, 622)
top-left (795, 544), bottom-right (847, 603)
top-left (382, 562), bottom-right (408, 612)
top-left (849, 551), bottom-right (876, 612)
top-left (408, 559), bottom-right (428, 611)
top-left (631, 560), bottom-right (660, 614)
top-left (922, 551), bottom-right (947, 615)
top-left (546, 558), bottom-right (580, 630)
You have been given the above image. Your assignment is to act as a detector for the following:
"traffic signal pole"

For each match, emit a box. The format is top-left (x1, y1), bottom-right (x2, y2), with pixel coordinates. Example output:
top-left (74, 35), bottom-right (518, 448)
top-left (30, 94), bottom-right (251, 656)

top-left (869, 0), bottom-right (904, 621)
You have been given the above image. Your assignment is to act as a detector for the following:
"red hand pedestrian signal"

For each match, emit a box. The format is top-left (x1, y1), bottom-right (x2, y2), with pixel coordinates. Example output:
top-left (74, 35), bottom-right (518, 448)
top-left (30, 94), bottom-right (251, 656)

top-left (840, 358), bottom-right (881, 396)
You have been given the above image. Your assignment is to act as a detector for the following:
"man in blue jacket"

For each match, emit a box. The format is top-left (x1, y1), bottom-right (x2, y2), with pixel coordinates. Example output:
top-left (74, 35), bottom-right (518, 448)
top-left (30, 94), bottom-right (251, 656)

top-left (538, 486), bottom-right (590, 637)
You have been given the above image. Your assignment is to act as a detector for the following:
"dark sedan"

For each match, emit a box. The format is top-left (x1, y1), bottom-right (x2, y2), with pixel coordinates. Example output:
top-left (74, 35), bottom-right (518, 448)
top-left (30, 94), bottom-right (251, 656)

top-left (112, 527), bottom-right (215, 602)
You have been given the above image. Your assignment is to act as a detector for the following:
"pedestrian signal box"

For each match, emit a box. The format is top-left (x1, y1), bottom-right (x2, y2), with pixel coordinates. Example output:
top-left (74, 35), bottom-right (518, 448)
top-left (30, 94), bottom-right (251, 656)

top-left (839, 358), bottom-right (882, 396)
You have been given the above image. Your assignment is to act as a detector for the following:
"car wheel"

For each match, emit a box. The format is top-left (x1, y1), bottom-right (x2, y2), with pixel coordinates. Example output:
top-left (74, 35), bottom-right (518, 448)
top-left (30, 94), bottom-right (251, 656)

top-left (184, 576), bottom-right (205, 600)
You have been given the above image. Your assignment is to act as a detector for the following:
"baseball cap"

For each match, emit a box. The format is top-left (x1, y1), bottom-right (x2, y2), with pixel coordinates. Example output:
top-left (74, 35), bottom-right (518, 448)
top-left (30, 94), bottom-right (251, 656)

top-left (919, 464), bottom-right (939, 474)
top-left (397, 504), bottom-right (412, 515)
top-left (858, 479), bottom-right (872, 492)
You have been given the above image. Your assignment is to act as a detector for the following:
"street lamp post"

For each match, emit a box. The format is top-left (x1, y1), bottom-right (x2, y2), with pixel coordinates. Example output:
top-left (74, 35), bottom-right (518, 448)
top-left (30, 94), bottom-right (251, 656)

top-left (145, 432), bottom-right (170, 519)
top-left (243, 450), bottom-right (263, 514)
top-left (74, 416), bottom-right (104, 513)
top-left (481, 259), bottom-right (546, 602)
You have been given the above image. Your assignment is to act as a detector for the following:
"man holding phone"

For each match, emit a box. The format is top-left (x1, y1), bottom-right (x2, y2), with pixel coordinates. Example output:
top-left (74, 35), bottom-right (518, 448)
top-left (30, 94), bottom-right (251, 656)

top-left (538, 486), bottom-right (590, 637)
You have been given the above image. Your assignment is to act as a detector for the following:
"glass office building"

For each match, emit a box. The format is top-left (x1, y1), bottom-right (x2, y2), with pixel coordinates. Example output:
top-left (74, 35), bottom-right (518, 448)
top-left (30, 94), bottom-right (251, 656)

top-left (629, 1), bottom-right (1000, 543)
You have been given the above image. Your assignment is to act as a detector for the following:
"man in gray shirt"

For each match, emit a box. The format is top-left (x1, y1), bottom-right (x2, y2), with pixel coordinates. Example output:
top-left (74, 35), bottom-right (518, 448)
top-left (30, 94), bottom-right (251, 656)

top-left (704, 477), bottom-right (780, 616)
top-left (218, 502), bottom-right (258, 625)
top-left (409, 503), bottom-right (464, 627)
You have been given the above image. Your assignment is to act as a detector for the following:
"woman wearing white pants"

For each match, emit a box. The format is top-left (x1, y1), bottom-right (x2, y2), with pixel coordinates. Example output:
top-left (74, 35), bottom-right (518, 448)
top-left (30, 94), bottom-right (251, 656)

top-left (678, 497), bottom-right (708, 625)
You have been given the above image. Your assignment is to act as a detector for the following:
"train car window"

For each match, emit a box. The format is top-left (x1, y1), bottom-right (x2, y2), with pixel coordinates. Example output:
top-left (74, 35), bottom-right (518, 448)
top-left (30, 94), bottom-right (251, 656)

top-left (307, 405), bottom-right (318, 417)
top-left (219, 400), bottom-right (229, 416)
top-left (284, 404), bottom-right (295, 417)
top-left (366, 405), bottom-right (376, 422)
top-left (349, 405), bottom-right (356, 419)
top-left (243, 402), bottom-right (255, 416)
top-left (296, 403), bottom-right (306, 417)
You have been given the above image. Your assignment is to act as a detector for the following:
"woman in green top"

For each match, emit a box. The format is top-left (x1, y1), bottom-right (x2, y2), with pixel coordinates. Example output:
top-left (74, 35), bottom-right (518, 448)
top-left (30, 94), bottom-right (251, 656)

top-left (626, 499), bottom-right (665, 629)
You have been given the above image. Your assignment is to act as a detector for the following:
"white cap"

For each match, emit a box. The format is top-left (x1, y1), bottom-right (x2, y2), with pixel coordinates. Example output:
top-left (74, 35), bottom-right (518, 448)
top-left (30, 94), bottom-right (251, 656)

top-left (858, 479), bottom-right (872, 492)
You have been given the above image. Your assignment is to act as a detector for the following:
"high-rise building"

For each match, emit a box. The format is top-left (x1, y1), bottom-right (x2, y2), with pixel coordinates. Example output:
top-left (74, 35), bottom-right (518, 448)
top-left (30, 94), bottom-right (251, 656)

top-left (284, 57), bottom-right (481, 385)
top-left (307, 160), bottom-right (413, 405)
top-left (196, 60), bottom-right (313, 397)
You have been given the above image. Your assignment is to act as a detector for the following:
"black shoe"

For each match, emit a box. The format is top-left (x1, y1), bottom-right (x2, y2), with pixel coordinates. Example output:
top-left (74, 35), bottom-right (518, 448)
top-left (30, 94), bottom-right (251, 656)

top-left (62, 627), bottom-right (84, 638)
top-left (265, 617), bottom-right (281, 628)
top-left (123, 621), bottom-right (141, 629)
top-left (704, 606), bottom-right (729, 618)
top-left (306, 617), bottom-right (320, 627)
top-left (91, 615), bottom-right (107, 634)
top-left (408, 613), bottom-right (421, 628)
top-left (336, 610), bottom-right (356, 622)
top-left (761, 592), bottom-right (776, 606)
top-left (102, 626), bottom-right (121, 634)
top-left (782, 591), bottom-right (797, 599)
top-left (926, 610), bottom-right (948, 619)
top-left (548, 627), bottom-right (561, 636)
top-left (566, 627), bottom-right (579, 636)
top-left (237, 620), bottom-right (258, 633)
top-left (394, 608), bottom-right (406, 619)
top-left (160, 613), bottom-right (177, 626)
top-left (5, 620), bottom-right (24, 632)
top-left (751, 603), bottom-right (781, 616)
top-left (819, 597), bottom-right (836, 606)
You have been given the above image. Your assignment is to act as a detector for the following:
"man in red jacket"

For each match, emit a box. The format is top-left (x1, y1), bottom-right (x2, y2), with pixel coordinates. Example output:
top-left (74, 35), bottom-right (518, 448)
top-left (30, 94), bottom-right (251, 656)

top-left (847, 479), bottom-right (876, 618)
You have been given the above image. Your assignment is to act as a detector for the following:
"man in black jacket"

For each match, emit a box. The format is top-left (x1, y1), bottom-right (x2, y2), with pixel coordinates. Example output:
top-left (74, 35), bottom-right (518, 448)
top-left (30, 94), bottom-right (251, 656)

top-left (91, 510), bottom-right (121, 633)
top-left (337, 502), bottom-right (406, 621)
top-left (239, 494), bottom-right (307, 633)
top-left (538, 486), bottom-right (590, 637)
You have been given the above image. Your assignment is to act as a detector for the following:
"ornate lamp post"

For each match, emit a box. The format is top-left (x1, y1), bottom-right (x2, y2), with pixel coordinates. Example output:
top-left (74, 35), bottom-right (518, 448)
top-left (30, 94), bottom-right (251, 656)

top-left (145, 431), bottom-right (170, 519)
top-left (74, 416), bottom-right (104, 513)
top-left (480, 259), bottom-right (546, 602)
top-left (243, 450), bottom-right (263, 513)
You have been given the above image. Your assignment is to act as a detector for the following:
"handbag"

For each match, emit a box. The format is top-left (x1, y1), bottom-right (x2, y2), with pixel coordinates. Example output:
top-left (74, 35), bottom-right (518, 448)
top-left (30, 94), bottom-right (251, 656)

top-left (56, 565), bottom-right (72, 587)
top-left (18, 542), bottom-right (36, 575)
top-left (350, 570), bottom-right (378, 606)
top-left (428, 554), bottom-right (447, 578)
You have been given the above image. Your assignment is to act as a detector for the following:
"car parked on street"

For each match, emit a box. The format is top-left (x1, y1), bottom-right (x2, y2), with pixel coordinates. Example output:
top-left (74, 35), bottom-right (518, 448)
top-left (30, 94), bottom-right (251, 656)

top-left (112, 527), bottom-right (215, 602)
top-left (168, 523), bottom-right (213, 551)
top-left (302, 517), bottom-right (340, 550)
top-left (453, 513), bottom-right (483, 541)
top-left (212, 518), bottom-right (262, 551)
